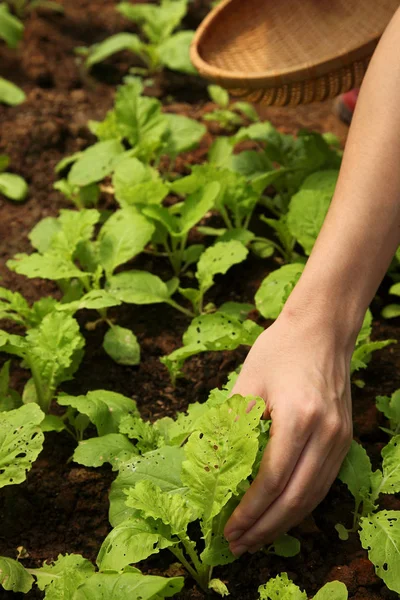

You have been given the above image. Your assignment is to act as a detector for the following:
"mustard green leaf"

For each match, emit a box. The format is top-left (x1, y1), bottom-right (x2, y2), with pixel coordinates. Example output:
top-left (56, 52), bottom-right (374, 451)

top-left (107, 271), bottom-right (176, 304)
top-left (209, 579), bottom-right (230, 596)
top-left (255, 263), bottom-right (304, 320)
top-left (58, 390), bottom-right (138, 436)
top-left (360, 510), bottom-right (400, 593)
top-left (182, 394), bottom-right (264, 521)
top-left (98, 208), bottom-right (154, 276)
top-left (103, 325), bottom-right (141, 366)
top-left (85, 33), bottom-right (142, 68)
top-left (287, 188), bottom-right (332, 255)
top-left (119, 414), bottom-right (161, 453)
top-left (0, 5), bottom-right (24, 48)
top-left (109, 446), bottom-right (185, 526)
top-left (57, 290), bottom-right (121, 313)
top-left (0, 557), bottom-right (33, 593)
top-left (7, 252), bottom-right (87, 281)
top-left (73, 433), bottom-right (138, 470)
top-left (258, 573), bottom-right (306, 600)
top-left (351, 340), bottom-right (396, 374)
top-left (313, 581), bottom-right (348, 600)
top-left (68, 140), bottom-right (125, 187)
top-left (163, 113), bottom-right (205, 157)
top-left (379, 435), bottom-right (400, 494)
top-left (196, 240), bottom-right (248, 293)
top-left (376, 390), bottom-right (400, 433)
top-left (0, 404), bottom-right (44, 488)
top-left (112, 157), bottom-right (168, 208)
top-left (159, 31), bottom-right (197, 75)
top-left (270, 534), bottom-right (301, 558)
top-left (338, 440), bottom-right (373, 507)
top-left (32, 554), bottom-right (95, 598)
top-left (0, 172), bottom-right (28, 200)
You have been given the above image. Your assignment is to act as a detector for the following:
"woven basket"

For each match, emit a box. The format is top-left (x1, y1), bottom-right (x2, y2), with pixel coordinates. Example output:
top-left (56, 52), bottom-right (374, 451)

top-left (191, 0), bottom-right (399, 106)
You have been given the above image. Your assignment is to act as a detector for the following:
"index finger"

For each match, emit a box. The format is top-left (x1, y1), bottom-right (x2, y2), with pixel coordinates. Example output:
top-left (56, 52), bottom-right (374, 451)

top-left (224, 405), bottom-right (311, 543)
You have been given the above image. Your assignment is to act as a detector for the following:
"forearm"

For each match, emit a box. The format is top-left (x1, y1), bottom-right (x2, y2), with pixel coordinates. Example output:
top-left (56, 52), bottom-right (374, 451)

top-left (284, 7), bottom-right (400, 345)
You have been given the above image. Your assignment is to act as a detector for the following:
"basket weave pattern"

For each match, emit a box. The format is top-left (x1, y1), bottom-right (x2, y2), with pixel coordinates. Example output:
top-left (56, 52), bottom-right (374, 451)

top-left (191, 0), bottom-right (399, 106)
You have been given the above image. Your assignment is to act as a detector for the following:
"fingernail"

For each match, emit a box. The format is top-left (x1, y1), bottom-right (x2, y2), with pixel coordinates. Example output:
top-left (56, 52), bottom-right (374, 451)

top-left (230, 544), bottom-right (248, 557)
top-left (225, 529), bottom-right (244, 542)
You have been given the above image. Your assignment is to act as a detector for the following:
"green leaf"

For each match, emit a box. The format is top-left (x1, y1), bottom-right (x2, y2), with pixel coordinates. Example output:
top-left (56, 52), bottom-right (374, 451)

top-left (0, 5), bottom-right (24, 48)
top-left (208, 85), bottom-right (230, 108)
top-left (338, 440), bottom-right (373, 507)
top-left (73, 433), bottom-right (138, 470)
top-left (40, 415), bottom-right (66, 433)
top-left (0, 154), bottom-right (9, 172)
top-left (112, 157), bottom-right (168, 208)
top-left (182, 394), bottom-right (264, 522)
top-left (159, 30), bottom-right (197, 75)
top-left (0, 404), bottom-right (44, 488)
top-left (109, 446), bottom-right (185, 526)
top-left (0, 286), bottom-right (30, 326)
top-left (58, 290), bottom-right (121, 313)
top-left (178, 181), bottom-right (220, 235)
top-left (0, 77), bottom-right (25, 106)
top-left (379, 435), bottom-right (400, 494)
top-left (119, 414), bottom-right (161, 453)
top-left (313, 582), bottom-right (348, 600)
top-left (234, 102), bottom-right (259, 122)
top-left (85, 32), bottom-right (143, 68)
top-left (218, 302), bottom-right (253, 322)
top-left (103, 325), bottom-right (141, 366)
top-left (287, 188), bottom-right (332, 255)
top-left (7, 252), bottom-right (87, 281)
top-left (125, 480), bottom-right (197, 533)
top-left (107, 271), bottom-right (177, 304)
top-left (0, 557), bottom-right (33, 593)
top-left (97, 517), bottom-right (174, 571)
top-left (0, 361), bottom-right (21, 412)
top-left (209, 578), bottom-right (230, 596)
top-left (163, 113), bottom-right (205, 157)
top-left (376, 390), bottom-right (400, 433)
top-left (68, 140), bottom-right (125, 187)
top-left (52, 209), bottom-right (100, 256)
top-left (118, 0), bottom-right (187, 43)
top-left (270, 534), bottom-right (301, 557)
top-left (28, 217), bottom-right (60, 253)
top-left (360, 510), bottom-right (400, 593)
top-left (0, 172), bottom-right (28, 201)
top-left (196, 240), bottom-right (248, 292)
top-left (300, 169), bottom-right (339, 193)
top-left (73, 570), bottom-right (184, 600)
top-left (58, 390), bottom-right (139, 436)
top-left (201, 495), bottom-right (238, 566)
top-left (258, 573), bottom-right (306, 600)
top-left (382, 304), bottom-right (400, 319)
top-left (32, 554), bottom-right (95, 598)
top-left (255, 263), bottom-right (305, 319)
top-left (351, 340), bottom-right (396, 374)
top-left (99, 208), bottom-right (154, 276)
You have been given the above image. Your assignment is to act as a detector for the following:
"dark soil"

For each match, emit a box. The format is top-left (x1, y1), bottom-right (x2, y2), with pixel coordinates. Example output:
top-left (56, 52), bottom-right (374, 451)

top-left (1, 2), bottom-right (400, 599)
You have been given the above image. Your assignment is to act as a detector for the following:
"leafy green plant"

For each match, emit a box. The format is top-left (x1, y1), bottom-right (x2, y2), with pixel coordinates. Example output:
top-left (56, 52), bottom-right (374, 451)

top-left (96, 394), bottom-right (267, 594)
top-left (382, 281), bottom-right (400, 319)
top-left (376, 389), bottom-right (400, 435)
top-left (0, 403), bottom-right (45, 488)
top-left (82, 0), bottom-right (195, 76)
top-left (0, 155), bottom-right (28, 200)
top-left (0, 310), bottom-right (84, 414)
top-left (337, 437), bottom-right (400, 593)
top-left (204, 85), bottom-right (259, 131)
top-left (0, 553), bottom-right (184, 598)
top-left (258, 573), bottom-right (348, 600)
top-left (56, 78), bottom-right (205, 186)
top-left (0, 4), bottom-right (25, 105)
top-left (7, 208), bottom-right (156, 365)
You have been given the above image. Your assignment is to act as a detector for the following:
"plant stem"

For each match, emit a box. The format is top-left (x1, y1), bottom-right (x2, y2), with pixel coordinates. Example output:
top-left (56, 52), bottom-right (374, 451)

top-left (167, 299), bottom-right (194, 318)
top-left (170, 547), bottom-right (206, 590)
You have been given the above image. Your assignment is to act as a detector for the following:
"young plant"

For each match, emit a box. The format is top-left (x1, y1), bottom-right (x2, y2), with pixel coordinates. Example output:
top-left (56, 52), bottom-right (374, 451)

top-left (258, 573), bottom-right (348, 600)
top-left (0, 553), bottom-right (184, 598)
top-left (56, 78), bottom-right (206, 186)
top-left (82, 0), bottom-right (195, 76)
top-left (0, 310), bottom-right (84, 414)
top-left (337, 437), bottom-right (400, 594)
top-left (5, 0), bottom-right (63, 18)
top-left (204, 85), bottom-right (259, 131)
top-left (7, 207), bottom-right (155, 365)
top-left (376, 389), bottom-right (400, 435)
top-left (0, 403), bottom-right (45, 488)
top-left (0, 5), bottom-right (25, 105)
top-left (96, 394), bottom-right (267, 594)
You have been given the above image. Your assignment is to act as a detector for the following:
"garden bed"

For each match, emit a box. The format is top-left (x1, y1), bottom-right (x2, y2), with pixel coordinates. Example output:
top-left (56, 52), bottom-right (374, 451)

top-left (1, 1), bottom-right (400, 599)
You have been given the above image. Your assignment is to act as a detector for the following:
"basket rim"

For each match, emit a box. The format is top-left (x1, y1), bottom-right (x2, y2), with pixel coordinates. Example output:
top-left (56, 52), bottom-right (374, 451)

top-left (190, 0), bottom-right (384, 90)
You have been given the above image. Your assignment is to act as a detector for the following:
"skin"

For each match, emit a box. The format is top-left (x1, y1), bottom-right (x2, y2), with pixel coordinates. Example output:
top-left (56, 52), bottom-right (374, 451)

top-left (224, 6), bottom-right (400, 556)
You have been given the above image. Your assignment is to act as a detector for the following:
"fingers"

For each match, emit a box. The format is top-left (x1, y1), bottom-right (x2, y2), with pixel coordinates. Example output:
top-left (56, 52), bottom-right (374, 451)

top-left (224, 404), bottom-right (312, 544)
top-left (228, 427), bottom-right (350, 556)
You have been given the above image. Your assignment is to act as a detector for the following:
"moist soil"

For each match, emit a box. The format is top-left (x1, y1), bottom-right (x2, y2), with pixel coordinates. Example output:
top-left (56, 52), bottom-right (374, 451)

top-left (0, 2), bottom-right (399, 599)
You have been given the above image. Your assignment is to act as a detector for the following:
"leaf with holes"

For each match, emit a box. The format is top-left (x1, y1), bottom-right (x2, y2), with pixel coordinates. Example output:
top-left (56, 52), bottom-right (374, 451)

top-left (360, 510), bottom-right (400, 593)
top-left (73, 434), bottom-right (138, 471)
top-left (255, 264), bottom-right (305, 320)
top-left (258, 573), bottom-right (306, 600)
top-left (379, 436), bottom-right (400, 494)
top-left (0, 404), bottom-right (44, 488)
top-left (58, 390), bottom-right (139, 436)
top-left (32, 554), bottom-right (95, 599)
top-left (196, 241), bottom-right (248, 293)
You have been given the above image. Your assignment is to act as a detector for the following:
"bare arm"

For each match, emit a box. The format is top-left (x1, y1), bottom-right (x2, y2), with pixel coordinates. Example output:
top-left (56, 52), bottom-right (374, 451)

top-left (224, 7), bottom-right (400, 555)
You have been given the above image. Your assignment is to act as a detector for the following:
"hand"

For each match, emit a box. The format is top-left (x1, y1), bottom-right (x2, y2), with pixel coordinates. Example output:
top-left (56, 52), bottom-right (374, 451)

top-left (224, 311), bottom-right (354, 556)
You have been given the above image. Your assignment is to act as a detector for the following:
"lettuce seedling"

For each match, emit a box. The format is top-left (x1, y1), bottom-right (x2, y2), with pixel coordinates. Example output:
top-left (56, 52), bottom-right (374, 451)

top-left (82, 0), bottom-right (195, 76)
top-left (0, 403), bottom-right (45, 488)
top-left (7, 208), bottom-right (155, 365)
top-left (376, 389), bottom-right (400, 435)
top-left (0, 553), bottom-right (184, 598)
top-left (204, 85), bottom-right (259, 131)
top-left (0, 154), bottom-right (28, 199)
top-left (97, 394), bottom-right (266, 594)
top-left (337, 438), bottom-right (400, 593)
top-left (0, 311), bottom-right (84, 413)
top-left (258, 573), bottom-right (348, 600)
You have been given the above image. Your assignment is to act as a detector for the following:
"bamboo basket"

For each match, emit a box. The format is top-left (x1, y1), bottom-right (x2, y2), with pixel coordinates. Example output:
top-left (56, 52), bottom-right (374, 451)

top-left (191, 0), bottom-right (399, 106)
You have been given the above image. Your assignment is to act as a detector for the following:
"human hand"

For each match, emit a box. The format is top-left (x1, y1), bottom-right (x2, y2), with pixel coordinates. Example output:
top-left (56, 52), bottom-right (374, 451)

top-left (224, 311), bottom-right (354, 556)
